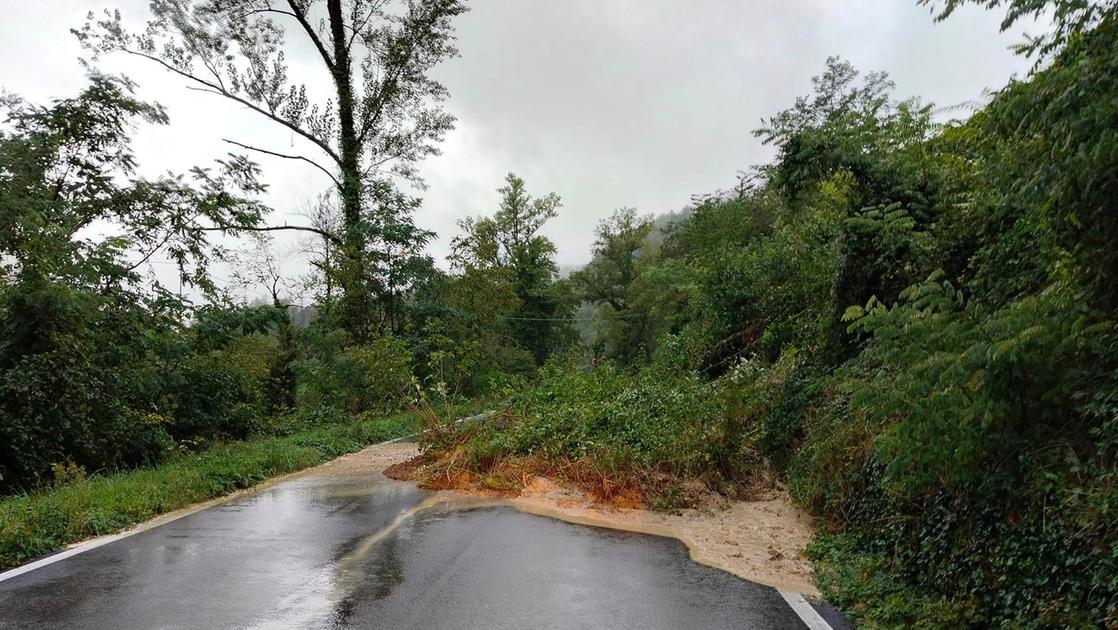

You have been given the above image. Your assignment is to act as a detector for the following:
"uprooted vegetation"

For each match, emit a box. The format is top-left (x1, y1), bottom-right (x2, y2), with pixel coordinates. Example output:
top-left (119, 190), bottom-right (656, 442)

top-left (389, 353), bottom-right (780, 510)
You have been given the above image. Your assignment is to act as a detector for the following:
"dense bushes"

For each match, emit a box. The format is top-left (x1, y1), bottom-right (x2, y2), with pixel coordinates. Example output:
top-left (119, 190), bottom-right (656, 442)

top-left (294, 328), bottom-right (415, 414)
top-left (785, 278), bottom-right (1118, 625)
top-left (0, 261), bottom-right (517, 494)
top-left (715, 13), bottom-right (1118, 624)
top-left (773, 13), bottom-right (1118, 623)
top-left (0, 279), bottom-right (176, 489)
top-left (437, 343), bottom-right (788, 504)
top-left (0, 283), bottom-right (277, 490)
top-left (0, 280), bottom-right (467, 493)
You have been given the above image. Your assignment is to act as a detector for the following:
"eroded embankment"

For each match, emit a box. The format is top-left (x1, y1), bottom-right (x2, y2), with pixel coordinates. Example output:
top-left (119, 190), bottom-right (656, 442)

top-left (367, 445), bottom-right (817, 595)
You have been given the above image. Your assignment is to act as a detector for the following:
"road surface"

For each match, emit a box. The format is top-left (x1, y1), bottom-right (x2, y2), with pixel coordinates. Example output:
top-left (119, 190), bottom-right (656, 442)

top-left (0, 447), bottom-right (847, 629)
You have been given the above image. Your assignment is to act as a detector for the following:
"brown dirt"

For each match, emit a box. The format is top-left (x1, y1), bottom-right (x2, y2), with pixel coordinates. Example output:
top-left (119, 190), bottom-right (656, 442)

top-left (374, 450), bottom-right (819, 595)
top-left (314, 441), bottom-right (420, 477)
top-left (382, 451), bottom-right (429, 481)
top-left (500, 476), bottom-right (816, 595)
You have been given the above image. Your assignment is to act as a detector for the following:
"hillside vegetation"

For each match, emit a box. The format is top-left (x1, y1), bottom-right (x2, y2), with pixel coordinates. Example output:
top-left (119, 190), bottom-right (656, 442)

top-left (418, 3), bottom-right (1118, 625)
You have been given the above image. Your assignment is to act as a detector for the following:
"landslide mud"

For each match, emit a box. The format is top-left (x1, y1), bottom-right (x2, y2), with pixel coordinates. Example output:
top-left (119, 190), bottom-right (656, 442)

top-left (373, 445), bottom-right (818, 595)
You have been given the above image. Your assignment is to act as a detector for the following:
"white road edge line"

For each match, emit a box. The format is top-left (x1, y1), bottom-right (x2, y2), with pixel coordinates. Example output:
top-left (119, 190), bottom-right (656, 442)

top-left (0, 410), bottom-right (497, 584)
top-left (779, 590), bottom-right (834, 630)
top-left (0, 532), bottom-right (130, 583)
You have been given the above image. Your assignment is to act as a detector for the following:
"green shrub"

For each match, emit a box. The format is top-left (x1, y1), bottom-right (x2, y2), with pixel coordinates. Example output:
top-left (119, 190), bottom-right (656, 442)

top-left (166, 350), bottom-right (266, 440)
top-left (0, 277), bottom-right (176, 491)
top-left (486, 353), bottom-right (726, 476)
top-left (296, 333), bottom-right (414, 413)
top-left (785, 277), bottom-right (1118, 626)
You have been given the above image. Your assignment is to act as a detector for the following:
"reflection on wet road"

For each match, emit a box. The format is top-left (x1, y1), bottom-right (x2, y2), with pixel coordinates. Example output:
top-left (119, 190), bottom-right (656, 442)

top-left (0, 459), bottom-right (831, 629)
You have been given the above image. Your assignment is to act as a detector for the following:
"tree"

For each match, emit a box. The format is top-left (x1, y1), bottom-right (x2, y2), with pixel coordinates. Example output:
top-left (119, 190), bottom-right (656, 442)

top-left (232, 234), bottom-right (296, 309)
top-left (921, 0), bottom-right (1116, 58)
top-left (571, 208), bottom-right (654, 363)
top-left (574, 208), bottom-right (653, 312)
top-left (449, 173), bottom-right (573, 364)
top-left (0, 76), bottom-right (268, 489)
top-left (76, 0), bottom-right (467, 337)
top-left (0, 74), bottom-right (266, 295)
top-left (754, 57), bottom-right (942, 358)
top-left (229, 234), bottom-right (298, 411)
top-left (755, 56), bottom-right (936, 211)
top-left (929, 1), bottom-right (1118, 311)
top-left (294, 193), bottom-right (343, 303)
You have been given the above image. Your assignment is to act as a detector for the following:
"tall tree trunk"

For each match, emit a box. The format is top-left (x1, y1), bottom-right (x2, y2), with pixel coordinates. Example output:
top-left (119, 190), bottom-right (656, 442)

top-left (328, 0), bottom-right (369, 340)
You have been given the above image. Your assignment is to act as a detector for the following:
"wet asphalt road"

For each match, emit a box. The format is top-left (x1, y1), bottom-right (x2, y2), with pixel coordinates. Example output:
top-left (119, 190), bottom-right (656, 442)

top-left (0, 457), bottom-right (842, 629)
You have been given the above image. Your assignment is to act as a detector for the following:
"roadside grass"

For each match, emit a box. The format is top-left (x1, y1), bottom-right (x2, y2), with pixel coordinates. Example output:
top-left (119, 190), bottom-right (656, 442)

top-left (0, 412), bottom-right (417, 570)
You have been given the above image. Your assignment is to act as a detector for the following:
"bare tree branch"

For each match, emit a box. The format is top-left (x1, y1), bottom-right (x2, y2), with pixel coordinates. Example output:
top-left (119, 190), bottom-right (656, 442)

top-left (222, 138), bottom-right (341, 187)
top-left (201, 222), bottom-right (343, 246)
top-left (234, 8), bottom-right (300, 21)
top-left (126, 224), bottom-right (187, 274)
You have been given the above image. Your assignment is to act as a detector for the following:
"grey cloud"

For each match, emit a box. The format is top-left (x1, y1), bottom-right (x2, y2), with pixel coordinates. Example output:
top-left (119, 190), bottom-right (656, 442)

top-left (1, 0), bottom-right (1033, 288)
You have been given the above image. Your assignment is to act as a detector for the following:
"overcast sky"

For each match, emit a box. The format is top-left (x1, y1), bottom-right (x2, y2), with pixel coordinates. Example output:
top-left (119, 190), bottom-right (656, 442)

top-left (1, 1), bottom-right (1035, 299)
